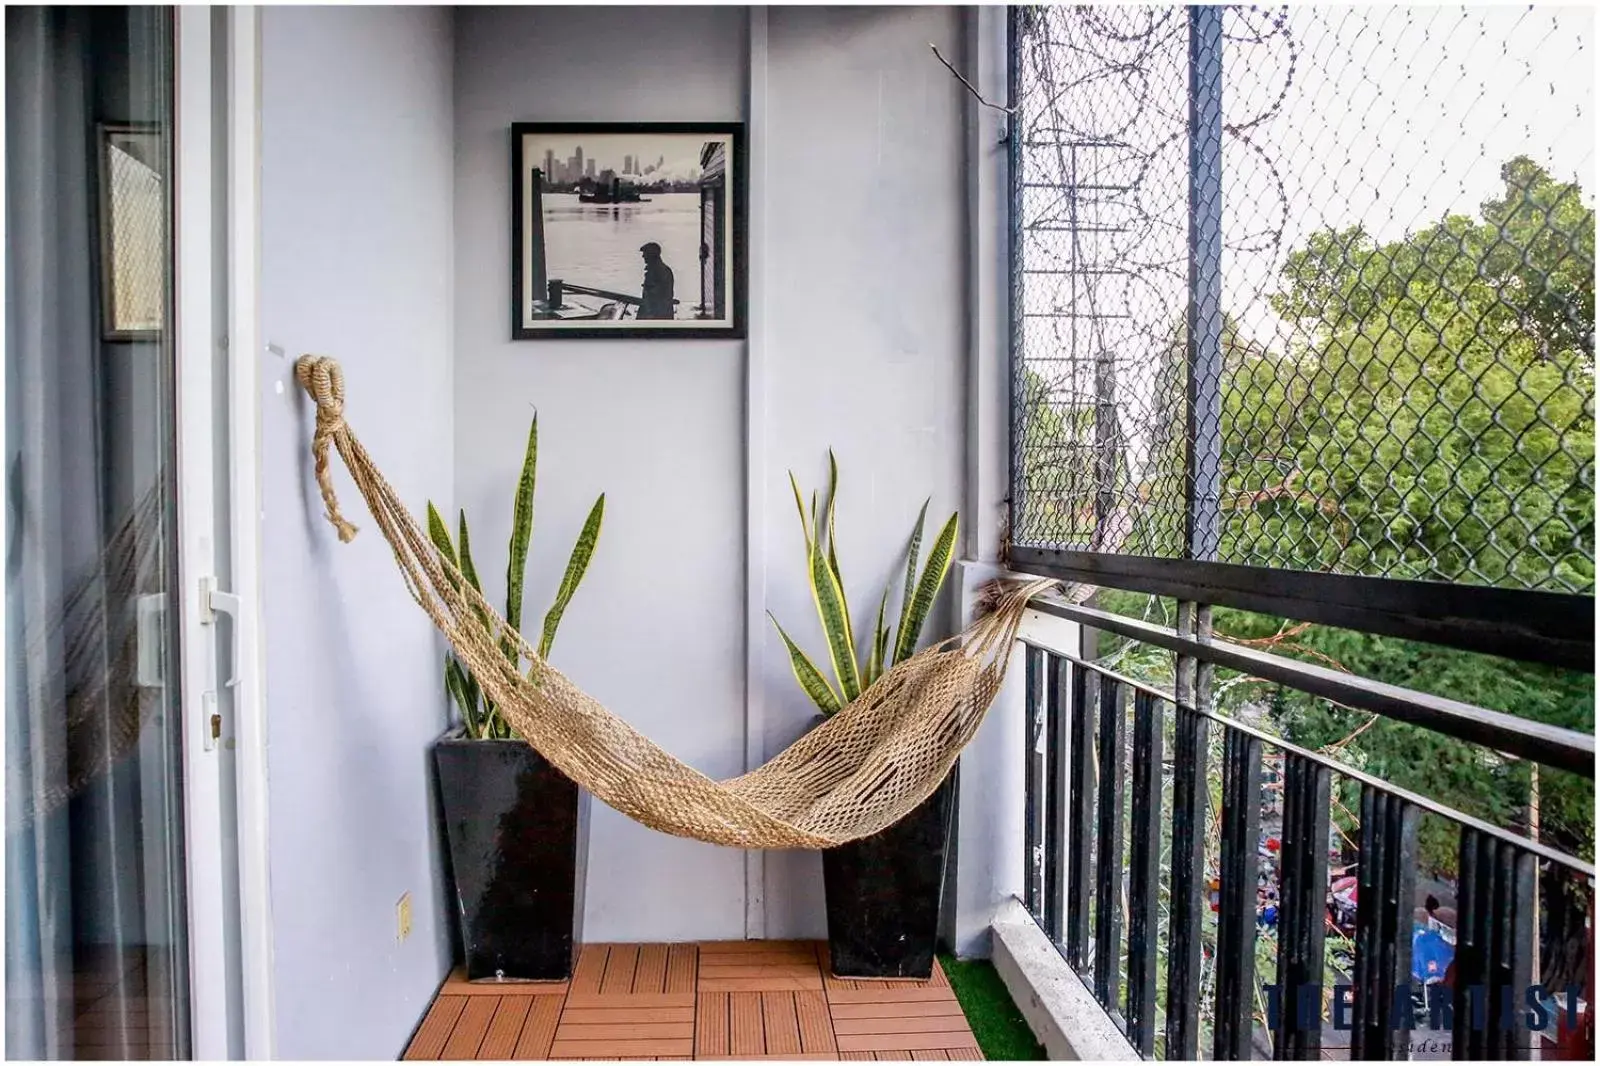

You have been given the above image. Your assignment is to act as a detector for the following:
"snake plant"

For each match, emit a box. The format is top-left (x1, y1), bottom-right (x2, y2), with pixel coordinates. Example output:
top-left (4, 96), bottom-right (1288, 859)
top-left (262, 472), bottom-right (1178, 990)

top-left (427, 415), bottom-right (605, 739)
top-left (770, 451), bottom-right (960, 716)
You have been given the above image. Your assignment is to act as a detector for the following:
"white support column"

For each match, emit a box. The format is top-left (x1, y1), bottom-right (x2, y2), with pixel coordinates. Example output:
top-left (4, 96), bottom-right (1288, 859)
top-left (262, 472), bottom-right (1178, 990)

top-left (742, 4), bottom-right (771, 942)
top-left (951, 3), bottom-right (1024, 958)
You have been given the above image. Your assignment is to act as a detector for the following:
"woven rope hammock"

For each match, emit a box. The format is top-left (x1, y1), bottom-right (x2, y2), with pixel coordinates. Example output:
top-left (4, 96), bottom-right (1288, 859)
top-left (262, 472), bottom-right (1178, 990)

top-left (294, 355), bottom-right (1052, 849)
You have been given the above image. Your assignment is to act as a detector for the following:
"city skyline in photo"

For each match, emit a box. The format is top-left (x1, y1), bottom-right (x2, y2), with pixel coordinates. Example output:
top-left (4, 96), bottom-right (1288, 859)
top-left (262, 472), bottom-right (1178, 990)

top-left (524, 134), bottom-right (724, 187)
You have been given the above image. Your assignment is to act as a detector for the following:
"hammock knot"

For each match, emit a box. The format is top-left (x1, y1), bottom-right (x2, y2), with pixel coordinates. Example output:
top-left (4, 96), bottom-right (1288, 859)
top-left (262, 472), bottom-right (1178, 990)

top-left (293, 355), bottom-right (359, 542)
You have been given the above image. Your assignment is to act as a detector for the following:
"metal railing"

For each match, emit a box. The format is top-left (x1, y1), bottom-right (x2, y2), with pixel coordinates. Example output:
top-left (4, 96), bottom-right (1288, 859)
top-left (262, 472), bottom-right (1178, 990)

top-left (1017, 589), bottom-right (1595, 1061)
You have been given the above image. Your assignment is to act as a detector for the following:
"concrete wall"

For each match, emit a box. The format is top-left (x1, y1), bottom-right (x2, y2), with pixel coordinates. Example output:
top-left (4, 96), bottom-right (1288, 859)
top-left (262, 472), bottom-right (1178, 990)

top-left (453, 4), bottom-right (752, 944)
top-left (257, 3), bottom-right (1011, 982)
top-left (758, 5), bottom-right (969, 940)
top-left (258, 7), bottom-right (455, 1058)
top-left (453, 5), bottom-right (982, 943)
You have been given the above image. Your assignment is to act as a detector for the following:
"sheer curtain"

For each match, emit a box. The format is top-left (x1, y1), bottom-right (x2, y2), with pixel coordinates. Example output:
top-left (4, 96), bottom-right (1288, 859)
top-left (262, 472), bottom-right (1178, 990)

top-left (6, 7), bottom-right (187, 1060)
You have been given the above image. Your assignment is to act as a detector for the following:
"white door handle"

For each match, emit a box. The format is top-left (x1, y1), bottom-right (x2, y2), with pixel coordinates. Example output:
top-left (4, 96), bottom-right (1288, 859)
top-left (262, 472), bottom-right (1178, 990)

top-left (198, 576), bottom-right (242, 749)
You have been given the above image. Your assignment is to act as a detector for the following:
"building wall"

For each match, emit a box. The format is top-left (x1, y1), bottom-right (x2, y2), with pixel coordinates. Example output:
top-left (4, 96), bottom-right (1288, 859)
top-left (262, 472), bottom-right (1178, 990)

top-left (452, 5), bottom-right (978, 944)
top-left (258, 7), bottom-right (456, 1058)
top-left (453, 4), bottom-right (752, 944)
top-left (758, 5), bottom-right (969, 939)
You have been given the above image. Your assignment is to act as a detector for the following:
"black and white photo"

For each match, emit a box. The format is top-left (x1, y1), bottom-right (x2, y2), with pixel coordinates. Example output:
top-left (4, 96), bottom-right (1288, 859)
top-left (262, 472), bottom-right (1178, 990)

top-left (512, 122), bottom-right (745, 339)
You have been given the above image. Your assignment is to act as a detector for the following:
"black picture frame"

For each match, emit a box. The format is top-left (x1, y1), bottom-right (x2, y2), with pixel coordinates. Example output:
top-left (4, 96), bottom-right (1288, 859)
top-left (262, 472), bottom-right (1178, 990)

top-left (511, 121), bottom-right (747, 340)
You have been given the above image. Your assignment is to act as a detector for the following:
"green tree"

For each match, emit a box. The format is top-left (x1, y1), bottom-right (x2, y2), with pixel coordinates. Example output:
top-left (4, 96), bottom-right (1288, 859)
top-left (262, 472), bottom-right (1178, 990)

top-left (1074, 158), bottom-right (1595, 873)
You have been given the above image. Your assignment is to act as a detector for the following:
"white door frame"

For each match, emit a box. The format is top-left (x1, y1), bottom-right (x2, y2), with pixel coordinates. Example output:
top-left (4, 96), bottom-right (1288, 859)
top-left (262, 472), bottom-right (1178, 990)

top-left (173, 8), bottom-right (232, 1057)
top-left (173, 6), bottom-right (273, 1058)
top-left (224, 8), bottom-right (276, 1060)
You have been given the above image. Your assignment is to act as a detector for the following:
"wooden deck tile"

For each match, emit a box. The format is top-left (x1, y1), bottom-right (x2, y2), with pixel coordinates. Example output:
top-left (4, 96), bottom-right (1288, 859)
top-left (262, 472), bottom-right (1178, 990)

top-left (695, 993), bottom-right (729, 1057)
top-left (824, 987), bottom-right (960, 1005)
top-left (700, 975), bottom-right (824, 993)
top-left (730, 991), bottom-right (764, 1056)
top-left (549, 1040), bottom-right (696, 1059)
top-left (835, 1033), bottom-right (979, 1054)
top-left (405, 996), bottom-right (466, 1060)
top-left (832, 1016), bottom-right (972, 1037)
top-left (565, 991), bottom-right (695, 1009)
top-left (563, 1006), bottom-right (694, 1025)
top-left (761, 992), bottom-right (803, 1056)
top-left (513, 997), bottom-right (563, 1059)
top-left (404, 940), bottom-right (984, 1061)
top-left (556, 1022), bottom-right (696, 1041)
top-left (476, 997), bottom-right (532, 1060)
top-left (666, 944), bottom-right (698, 993)
top-left (635, 944), bottom-right (670, 993)
top-left (440, 996), bottom-right (499, 1059)
top-left (829, 1001), bottom-right (969, 1021)
top-left (795, 990), bottom-right (837, 1055)
top-left (570, 946), bottom-right (608, 995)
top-left (599, 945), bottom-right (639, 995)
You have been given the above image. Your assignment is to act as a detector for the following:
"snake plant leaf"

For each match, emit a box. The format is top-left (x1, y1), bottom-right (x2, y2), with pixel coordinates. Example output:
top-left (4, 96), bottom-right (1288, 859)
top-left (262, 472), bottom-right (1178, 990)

top-left (427, 502), bottom-right (461, 591)
top-left (865, 583), bottom-right (891, 687)
top-left (538, 493), bottom-right (605, 661)
top-left (445, 654), bottom-right (481, 737)
top-left (892, 510), bottom-right (959, 665)
top-left (457, 510), bottom-right (492, 629)
top-left (822, 450), bottom-right (853, 650)
top-left (809, 534), bottom-right (861, 701)
top-left (789, 472), bottom-right (813, 556)
top-left (891, 499), bottom-right (931, 662)
top-left (769, 613), bottom-right (842, 715)
top-left (504, 415), bottom-right (538, 663)
top-left (457, 510), bottom-right (499, 726)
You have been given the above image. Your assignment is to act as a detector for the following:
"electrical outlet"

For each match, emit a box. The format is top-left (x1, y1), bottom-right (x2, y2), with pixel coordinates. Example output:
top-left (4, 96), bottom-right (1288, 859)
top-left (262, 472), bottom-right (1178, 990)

top-left (397, 892), bottom-right (413, 943)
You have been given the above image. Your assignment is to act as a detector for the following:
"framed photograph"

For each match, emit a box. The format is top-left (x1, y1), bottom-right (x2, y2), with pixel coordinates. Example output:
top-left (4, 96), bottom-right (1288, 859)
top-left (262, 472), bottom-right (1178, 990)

top-left (512, 122), bottom-right (746, 339)
top-left (95, 123), bottom-right (167, 341)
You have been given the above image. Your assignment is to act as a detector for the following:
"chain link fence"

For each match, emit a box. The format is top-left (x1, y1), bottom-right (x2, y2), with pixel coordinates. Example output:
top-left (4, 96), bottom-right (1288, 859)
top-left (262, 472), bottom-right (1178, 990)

top-left (1010, 5), bottom-right (1595, 594)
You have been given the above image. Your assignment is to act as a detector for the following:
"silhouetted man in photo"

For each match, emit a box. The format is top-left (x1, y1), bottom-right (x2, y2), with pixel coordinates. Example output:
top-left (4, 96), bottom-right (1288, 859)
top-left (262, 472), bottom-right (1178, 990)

top-left (638, 242), bottom-right (675, 320)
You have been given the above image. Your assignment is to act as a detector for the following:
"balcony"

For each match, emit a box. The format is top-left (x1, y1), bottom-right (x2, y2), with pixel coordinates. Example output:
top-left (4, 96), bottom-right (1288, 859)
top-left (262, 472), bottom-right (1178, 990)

top-left (5, 2), bottom-right (1594, 1062)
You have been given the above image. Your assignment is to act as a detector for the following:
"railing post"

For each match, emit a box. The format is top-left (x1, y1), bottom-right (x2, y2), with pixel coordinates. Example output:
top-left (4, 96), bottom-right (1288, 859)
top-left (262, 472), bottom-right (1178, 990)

top-left (1186, 2), bottom-right (1224, 565)
top-left (1127, 689), bottom-right (1164, 1056)
top-left (1065, 667), bottom-right (1095, 970)
top-left (1043, 655), bottom-right (1070, 942)
top-left (1454, 830), bottom-right (1538, 1059)
top-left (1093, 678), bottom-right (1127, 1007)
top-left (1023, 646), bottom-right (1047, 919)
top-left (1274, 753), bottom-right (1332, 1060)
top-left (1166, 698), bottom-right (1209, 1058)
top-left (1352, 788), bottom-right (1420, 1059)
top-left (1215, 726), bottom-right (1263, 1060)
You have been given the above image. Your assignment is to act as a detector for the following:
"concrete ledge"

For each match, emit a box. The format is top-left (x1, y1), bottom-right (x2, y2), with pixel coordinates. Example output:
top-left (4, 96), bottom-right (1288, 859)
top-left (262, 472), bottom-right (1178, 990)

top-left (991, 897), bottom-right (1140, 1061)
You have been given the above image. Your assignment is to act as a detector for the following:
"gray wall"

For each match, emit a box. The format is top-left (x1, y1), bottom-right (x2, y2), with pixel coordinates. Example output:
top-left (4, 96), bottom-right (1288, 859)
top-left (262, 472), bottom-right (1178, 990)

top-left (759, 5), bottom-right (968, 939)
top-left (259, 7), bottom-right (455, 1058)
top-left (452, 5), bottom-right (972, 943)
top-left (453, 5), bottom-right (752, 943)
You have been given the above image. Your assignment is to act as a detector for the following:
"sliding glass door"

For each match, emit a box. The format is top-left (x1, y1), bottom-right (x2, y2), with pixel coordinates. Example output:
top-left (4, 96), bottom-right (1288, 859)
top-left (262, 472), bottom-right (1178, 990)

top-left (5, 7), bottom-right (192, 1059)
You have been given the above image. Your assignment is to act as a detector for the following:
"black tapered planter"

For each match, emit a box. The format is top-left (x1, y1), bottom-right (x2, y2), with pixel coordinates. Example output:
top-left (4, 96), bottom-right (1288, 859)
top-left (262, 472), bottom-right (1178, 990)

top-left (822, 767), bottom-right (957, 979)
top-left (434, 732), bottom-right (589, 981)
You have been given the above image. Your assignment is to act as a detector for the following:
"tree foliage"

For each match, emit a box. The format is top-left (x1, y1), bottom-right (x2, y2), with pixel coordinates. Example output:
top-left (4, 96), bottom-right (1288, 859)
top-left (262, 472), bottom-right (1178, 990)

top-left (1039, 157), bottom-right (1595, 874)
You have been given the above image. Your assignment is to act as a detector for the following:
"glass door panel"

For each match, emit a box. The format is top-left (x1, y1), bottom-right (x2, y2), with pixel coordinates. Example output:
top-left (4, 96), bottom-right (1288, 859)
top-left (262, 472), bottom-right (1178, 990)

top-left (5, 6), bottom-right (191, 1059)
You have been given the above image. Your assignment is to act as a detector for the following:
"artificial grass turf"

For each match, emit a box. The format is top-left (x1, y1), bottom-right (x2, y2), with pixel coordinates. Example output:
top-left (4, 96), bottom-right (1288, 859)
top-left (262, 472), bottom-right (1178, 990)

top-left (939, 953), bottom-right (1045, 1061)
